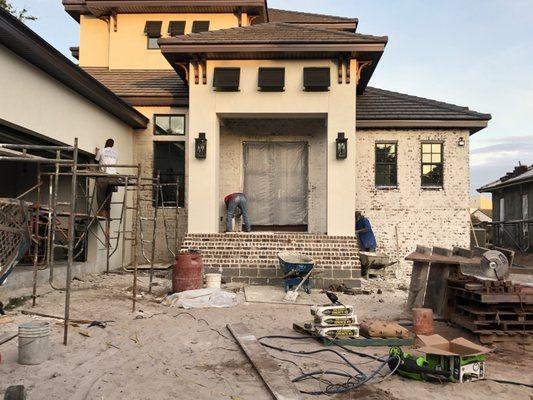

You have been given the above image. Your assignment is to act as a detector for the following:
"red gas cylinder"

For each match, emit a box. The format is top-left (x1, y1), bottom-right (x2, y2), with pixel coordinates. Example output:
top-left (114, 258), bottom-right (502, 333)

top-left (172, 251), bottom-right (204, 293)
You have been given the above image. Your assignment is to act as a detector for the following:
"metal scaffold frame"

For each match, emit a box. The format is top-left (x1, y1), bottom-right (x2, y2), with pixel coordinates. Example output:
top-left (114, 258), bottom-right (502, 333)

top-left (0, 139), bottom-right (154, 345)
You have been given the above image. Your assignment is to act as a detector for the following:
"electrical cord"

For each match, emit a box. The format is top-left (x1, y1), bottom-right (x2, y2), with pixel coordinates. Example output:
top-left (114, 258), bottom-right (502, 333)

top-left (258, 335), bottom-right (398, 395)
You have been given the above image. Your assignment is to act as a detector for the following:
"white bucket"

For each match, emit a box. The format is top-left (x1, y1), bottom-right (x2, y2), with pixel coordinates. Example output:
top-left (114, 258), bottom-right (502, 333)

top-left (205, 273), bottom-right (222, 289)
top-left (18, 321), bottom-right (50, 365)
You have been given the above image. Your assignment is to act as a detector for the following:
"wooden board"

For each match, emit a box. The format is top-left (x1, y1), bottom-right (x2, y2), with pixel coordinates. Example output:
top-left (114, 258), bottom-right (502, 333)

top-left (227, 323), bottom-right (303, 400)
top-left (293, 323), bottom-right (414, 347)
top-left (424, 247), bottom-right (455, 317)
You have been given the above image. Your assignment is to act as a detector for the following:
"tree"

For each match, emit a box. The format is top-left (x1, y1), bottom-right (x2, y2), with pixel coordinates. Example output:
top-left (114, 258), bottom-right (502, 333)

top-left (0, 0), bottom-right (37, 21)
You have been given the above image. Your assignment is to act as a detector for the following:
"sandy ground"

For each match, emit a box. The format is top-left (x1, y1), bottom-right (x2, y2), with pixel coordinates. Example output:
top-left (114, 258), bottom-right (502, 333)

top-left (0, 272), bottom-right (532, 400)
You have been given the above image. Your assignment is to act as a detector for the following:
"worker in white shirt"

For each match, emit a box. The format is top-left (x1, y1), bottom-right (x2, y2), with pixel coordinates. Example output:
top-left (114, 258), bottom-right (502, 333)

top-left (95, 139), bottom-right (119, 218)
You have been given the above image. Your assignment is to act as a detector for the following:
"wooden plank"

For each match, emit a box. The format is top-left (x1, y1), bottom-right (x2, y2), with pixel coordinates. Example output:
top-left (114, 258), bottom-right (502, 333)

top-left (293, 323), bottom-right (414, 347)
top-left (406, 246), bottom-right (431, 311)
top-left (0, 332), bottom-right (18, 346)
top-left (424, 247), bottom-right (453, 317)
top-left (227, 323), bottom-right (303, 400)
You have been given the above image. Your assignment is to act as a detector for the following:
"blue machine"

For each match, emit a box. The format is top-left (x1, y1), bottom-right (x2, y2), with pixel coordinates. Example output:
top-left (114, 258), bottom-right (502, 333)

top-left (278, 251), bottom-right (314, 294)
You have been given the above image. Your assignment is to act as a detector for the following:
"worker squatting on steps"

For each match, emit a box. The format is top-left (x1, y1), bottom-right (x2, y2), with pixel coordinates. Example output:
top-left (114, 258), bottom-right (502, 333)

top-left (355, 211), bottom-right (377, 252)
top-left (224, 192), bottom-right (251, 233)
top-left (95, 138), bottom-right (119, 218)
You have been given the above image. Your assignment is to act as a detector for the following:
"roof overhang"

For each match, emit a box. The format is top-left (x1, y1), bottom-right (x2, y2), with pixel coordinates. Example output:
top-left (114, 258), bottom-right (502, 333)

top-left (0, 9), bottom-right (148, 129)
top-left (357, 118), bottom-right (490, 134)
top-left (478, 176), bottom-right (533, 193)
top-left (159, 42), bottom-right (385, 92)
top-left (63, 0), bottom-right (267, 22)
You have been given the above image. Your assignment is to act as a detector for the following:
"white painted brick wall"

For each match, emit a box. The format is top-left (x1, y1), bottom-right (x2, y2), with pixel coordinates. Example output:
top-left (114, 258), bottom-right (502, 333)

top-left (355, 129), bottom-right (471, 276)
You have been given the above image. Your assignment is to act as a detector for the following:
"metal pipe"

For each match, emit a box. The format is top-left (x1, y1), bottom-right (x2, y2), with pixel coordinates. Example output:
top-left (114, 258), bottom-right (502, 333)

top-left (31, 163), bottom-right (42, 307)
top-left (148, 173), bottom-right (160, 294)
top-left (48, 151), bottom-right (61, 289)
top-left (0, 144), bottom-right (74, 151)
top-left (16, 182), bottom-right (43, 200)
top-left (63, 138), bottom-right (79, 345)
top-left (132, 166), bottom-right (141, 312)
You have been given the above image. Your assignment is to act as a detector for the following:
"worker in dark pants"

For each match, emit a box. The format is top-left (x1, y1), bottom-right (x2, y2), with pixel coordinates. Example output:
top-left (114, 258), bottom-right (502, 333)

top-left (95, 139), bottom-right (119, 218)
top-left (224, 193), bottom-right (251, 232)
top-left (355, 211), bottom-right (376, 252)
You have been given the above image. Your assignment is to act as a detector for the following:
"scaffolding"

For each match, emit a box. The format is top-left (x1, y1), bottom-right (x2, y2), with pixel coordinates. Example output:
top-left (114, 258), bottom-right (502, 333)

top-left (0, 139), bottom-right (154, 345)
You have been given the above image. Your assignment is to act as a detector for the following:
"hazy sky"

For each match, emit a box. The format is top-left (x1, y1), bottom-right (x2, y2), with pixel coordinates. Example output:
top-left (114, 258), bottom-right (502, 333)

top-left (10, 0), bottom-right (533, 194)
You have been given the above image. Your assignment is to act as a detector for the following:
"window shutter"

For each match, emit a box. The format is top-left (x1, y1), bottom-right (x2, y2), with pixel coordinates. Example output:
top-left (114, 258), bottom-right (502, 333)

top-left (144, 21), bottom-right (162, 38)
top-left (303, 67), bottom-right (330, 91)
top-left (168, 21), bottom-right (186, 36)
top-left (258, 68), bottom-right (285, 91)
top-left (213, 68), bottom-right (240, 91)
top-left (191, 20), bottom-right (210, 33)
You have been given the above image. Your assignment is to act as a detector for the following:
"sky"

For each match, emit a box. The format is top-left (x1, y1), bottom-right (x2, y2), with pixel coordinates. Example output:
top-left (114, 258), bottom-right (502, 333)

top-left (9, 0), bottom-right (533, 195)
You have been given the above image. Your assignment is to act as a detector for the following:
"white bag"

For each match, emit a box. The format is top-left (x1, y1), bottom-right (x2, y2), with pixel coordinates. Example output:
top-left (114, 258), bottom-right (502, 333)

top-left (162, 288), bottom-right (238, 309)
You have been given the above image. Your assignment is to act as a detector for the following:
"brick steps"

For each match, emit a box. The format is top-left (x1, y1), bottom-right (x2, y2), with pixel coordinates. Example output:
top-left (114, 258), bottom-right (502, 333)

top-left (181, 233), bottom-right (361, 288)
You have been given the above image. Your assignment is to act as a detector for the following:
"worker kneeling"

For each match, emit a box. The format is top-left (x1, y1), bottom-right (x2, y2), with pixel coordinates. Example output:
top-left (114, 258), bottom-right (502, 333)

top-left (224, 192), bottom-right (251, 233)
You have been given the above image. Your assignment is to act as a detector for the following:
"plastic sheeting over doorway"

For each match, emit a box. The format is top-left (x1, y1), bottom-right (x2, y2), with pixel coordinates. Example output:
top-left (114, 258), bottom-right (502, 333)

top-left (243, 142), bottom-right (308, 227)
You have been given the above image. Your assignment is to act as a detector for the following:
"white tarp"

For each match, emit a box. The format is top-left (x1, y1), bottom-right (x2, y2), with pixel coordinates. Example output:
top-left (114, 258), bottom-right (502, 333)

top-left (162, 288), bottom-right (238, 309)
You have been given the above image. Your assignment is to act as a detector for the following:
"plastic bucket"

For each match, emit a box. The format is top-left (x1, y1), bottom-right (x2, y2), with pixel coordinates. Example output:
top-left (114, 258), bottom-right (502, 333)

top-left (205, 273), bottom-right (222, 289)
top-left (18, 321), bottom-right (50, 365)
top-left (412, 308), bottom-right (434, 335)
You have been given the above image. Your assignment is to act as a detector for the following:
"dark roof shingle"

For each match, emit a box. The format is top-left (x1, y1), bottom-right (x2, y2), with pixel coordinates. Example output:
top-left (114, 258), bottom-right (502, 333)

top-left (159, 22), bottom-right (387, 45)
top-left (357, 87), bottom-right (492, 121)
top-left (268, 8), bottom-right (357, 24)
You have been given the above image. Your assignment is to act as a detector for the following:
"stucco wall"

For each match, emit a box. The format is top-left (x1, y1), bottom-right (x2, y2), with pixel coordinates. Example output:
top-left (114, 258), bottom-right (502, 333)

top-left (355, 129), bottom-right (471, 275)
top-left (219, 118), bottom-right (327, 233)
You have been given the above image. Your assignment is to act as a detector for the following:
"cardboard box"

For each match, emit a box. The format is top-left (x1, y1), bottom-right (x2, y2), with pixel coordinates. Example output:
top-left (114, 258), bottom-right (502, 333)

top-left (416, 334), bottom-right (491, 383)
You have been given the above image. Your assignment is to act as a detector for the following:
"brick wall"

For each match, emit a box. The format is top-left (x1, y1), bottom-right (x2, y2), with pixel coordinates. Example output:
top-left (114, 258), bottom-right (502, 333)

top-left (355, 129), bottom-right (471, 277)
top-left (181, 233), bottom-right (361, 288)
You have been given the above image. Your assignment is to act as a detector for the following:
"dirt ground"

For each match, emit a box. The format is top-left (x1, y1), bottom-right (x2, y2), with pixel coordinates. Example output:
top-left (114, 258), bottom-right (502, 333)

top-left (0, 272), bottom-right (532, 400)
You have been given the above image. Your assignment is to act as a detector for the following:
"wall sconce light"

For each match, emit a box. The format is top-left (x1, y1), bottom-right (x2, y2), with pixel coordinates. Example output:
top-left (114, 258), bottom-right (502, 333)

top-left (195, 132), bottom-right (207, 159)
top-left (336, 132), bottom-right (348, 160)
top-left (458, 137), bottom-right (465, 147)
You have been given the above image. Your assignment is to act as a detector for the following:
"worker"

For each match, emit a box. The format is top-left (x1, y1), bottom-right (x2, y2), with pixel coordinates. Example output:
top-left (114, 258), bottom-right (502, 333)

top-left (224, 192), bottom-right (251, 232)
top-left (95, 139), bottom-right (119, 218)
top-left (355, 211), bottom-right (376, 252)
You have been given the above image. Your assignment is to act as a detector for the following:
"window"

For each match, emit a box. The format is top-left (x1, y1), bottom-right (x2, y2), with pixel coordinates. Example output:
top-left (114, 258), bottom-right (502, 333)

top-left (154, 115), bottom-right (185, 135)
top-left (168, 21), bottom-right (186, 36)
top-left (153, 142), bottom-right (185, 207)
top-left (522, 194), bottom-right (528, 238)
top-left (191, 20), bottom-right (210, 33)
top-left (375, 142), bottom-right (397, 187)
top-left (421, 142), bottom-right (443, 187)
top-left (258, 68), bottom-right (285, 91)
top-left (144, 21), bottom-right (162, 49)
top-left (499, 197), bottom-right (505, 222)
top-left (213, 68), bottom-right (240, 91)
top-left (303, 67), bottom-right (330, 91)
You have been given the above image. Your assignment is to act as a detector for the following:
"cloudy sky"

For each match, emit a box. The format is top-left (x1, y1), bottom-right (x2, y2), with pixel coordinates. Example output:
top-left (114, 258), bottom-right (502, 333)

top-left (10, 0), bottom-right (533, 194)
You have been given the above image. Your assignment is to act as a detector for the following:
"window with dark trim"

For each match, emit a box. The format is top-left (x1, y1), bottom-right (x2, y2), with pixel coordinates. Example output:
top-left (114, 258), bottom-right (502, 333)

top-left (375, 142), bottom-right (397, 187)
top-left (191, 20), bottom-right (210, 33)
top-left (154, 115), bottom-right (185, 135)
top-left (258, 67), bottom-right (285, 91)
top-left (213, 68), bottom-right (240, 91)
top-left (168, 21), bottom-right (186, 36)
top-left (153, 142), bottom-right (185, 207)
top-left (303, 67), bottom-right (330, 91)
top-left (144, 21), bottom-right (162, 49)
top-left (421, 142), bottom-right (443, 187)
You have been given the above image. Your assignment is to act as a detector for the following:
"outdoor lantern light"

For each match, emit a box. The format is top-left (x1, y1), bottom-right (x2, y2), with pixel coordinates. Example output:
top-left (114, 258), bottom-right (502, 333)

top-left (336, 132), bottom-right (348, 159)
top-left (195, 132), bottom-right (207, 159)
top-left (458, 137), bottom-right (466, 147)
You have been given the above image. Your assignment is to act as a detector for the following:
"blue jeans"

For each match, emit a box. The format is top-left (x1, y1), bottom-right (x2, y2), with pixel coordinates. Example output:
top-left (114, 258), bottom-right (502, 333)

top-left (226, 194), bottom-right (251, 232)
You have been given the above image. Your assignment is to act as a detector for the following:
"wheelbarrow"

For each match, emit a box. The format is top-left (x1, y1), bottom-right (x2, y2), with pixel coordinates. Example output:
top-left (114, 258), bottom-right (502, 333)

top-left (359, 251), bottom-right (397, 277)
top-left (278, 251), bottom-right (314, 294)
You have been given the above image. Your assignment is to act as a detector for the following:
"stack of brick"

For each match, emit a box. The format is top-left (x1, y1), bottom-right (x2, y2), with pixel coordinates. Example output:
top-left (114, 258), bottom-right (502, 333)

top-left (181, 233), bottom-right (361, 288)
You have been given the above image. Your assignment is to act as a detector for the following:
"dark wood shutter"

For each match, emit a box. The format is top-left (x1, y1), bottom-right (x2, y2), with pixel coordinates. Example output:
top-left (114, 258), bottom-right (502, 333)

top-left (144, 21), bottom-right (162, 37)
top-left (258, 68), bottom-right (285, 91)
top-left (213, 68), bottom-right (240, 91)
top-left (168, 21), bottom-right (186, 36)
top-left (303, 67), bottom-right (330, 91)
top-left (191, 20), bottom-right (210, 33)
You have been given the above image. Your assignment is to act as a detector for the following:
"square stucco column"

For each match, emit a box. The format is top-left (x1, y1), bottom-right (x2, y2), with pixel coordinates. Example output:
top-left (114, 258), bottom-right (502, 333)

top-left (327, 59), bottom-right (357, 235)
top-left (188, 67), bottom-right (220, 233)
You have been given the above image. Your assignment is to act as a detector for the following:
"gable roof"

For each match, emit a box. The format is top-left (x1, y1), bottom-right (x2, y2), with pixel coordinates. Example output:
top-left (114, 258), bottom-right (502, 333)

top-left (160, 22), bottom-right (385, 45)
top-left (357, 87), bottom-right (491, 133)
top-left (0, 8), bottom-right (147, 129)
top-left (268, 8), bottom-right (358, 31)
top-left (478, 165), bottom-right (533, 192)
top-left (83, 68), bottom-right (188, 106)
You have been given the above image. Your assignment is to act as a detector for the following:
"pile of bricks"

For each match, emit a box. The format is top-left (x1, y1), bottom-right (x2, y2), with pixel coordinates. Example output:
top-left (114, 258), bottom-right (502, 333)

top-left (181, 233), bottom-right (361, 288)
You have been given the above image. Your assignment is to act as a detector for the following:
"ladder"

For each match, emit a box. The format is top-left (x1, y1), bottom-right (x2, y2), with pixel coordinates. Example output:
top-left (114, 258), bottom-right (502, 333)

top-left (159, 177), bottom-right (180, 258)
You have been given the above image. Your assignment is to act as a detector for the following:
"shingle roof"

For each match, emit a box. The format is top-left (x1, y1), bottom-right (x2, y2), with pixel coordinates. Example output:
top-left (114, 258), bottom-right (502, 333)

top-left (83, 68), bottom-right (188, 105)
top-left (159, 22), bottom-right (387, 45)
top-left (478, 166), bottom-right (533, 192)
top-left (268, 8), bottom-right (357, 24)
top-left (357, 87), bottom-right (492, 121)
